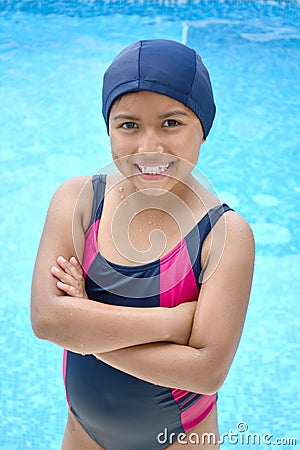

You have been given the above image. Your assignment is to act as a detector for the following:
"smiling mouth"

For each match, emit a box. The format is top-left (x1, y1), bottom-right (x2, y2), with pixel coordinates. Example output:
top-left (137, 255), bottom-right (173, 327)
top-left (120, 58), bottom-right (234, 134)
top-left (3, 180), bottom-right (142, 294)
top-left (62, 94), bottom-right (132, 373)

top-left (135, 162), bottom-right (173, 175)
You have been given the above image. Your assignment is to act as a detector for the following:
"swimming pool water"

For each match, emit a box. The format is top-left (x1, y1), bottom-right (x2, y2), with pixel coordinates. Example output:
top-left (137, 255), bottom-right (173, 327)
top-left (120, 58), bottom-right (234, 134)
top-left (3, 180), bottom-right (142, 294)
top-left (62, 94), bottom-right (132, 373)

top-left (1, 1), bottom-right (299, 449)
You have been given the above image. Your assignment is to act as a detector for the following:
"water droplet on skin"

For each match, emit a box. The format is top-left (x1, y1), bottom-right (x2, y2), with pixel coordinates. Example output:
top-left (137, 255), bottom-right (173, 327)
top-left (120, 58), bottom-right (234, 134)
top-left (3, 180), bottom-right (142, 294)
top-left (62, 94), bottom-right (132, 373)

top-left (148, 221), bottom-right (152, 225)
top-left (120, 195), bottom-right (125, 200)
top-left (118, 186), bottom-right (124, 193)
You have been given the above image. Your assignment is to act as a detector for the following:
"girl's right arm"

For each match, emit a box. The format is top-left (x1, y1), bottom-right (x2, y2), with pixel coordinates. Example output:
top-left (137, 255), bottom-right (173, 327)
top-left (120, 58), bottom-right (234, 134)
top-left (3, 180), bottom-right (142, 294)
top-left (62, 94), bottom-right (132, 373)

top-left (30, 177), bottom-right (195, 354)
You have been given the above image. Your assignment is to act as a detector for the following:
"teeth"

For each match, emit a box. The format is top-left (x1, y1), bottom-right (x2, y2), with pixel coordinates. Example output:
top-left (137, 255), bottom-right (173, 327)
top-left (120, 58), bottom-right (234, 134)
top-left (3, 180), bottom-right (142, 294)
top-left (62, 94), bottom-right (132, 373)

top-left (137, 163), bottom-right (171, 175)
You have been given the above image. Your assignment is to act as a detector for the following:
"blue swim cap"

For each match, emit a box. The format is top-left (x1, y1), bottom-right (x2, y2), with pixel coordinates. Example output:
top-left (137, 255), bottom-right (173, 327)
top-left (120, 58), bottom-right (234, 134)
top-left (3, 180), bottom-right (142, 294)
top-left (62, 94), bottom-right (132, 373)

top-left (102, 39), bottom-right (216, 138)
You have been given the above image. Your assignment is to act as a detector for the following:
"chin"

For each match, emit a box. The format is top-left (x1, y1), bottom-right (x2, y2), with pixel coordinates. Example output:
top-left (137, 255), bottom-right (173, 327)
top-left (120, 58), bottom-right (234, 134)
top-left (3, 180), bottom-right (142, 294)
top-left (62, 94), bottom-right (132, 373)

top-left (136, 186), bottom-right (170, 197)
top-left (132, 176), bottom-right (180, 197)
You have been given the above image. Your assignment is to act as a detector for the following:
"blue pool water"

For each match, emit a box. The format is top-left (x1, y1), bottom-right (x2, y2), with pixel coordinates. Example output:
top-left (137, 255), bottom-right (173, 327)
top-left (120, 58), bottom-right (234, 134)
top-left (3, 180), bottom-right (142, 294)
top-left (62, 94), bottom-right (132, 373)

top-left (1, 1), bottom-right (299, 448)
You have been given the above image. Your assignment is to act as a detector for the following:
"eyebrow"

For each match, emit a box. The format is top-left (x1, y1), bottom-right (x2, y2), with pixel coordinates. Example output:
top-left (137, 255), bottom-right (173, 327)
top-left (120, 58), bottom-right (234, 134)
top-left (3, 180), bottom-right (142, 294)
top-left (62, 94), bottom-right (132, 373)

top-left (112, 114), bottom-right (139, 122)
top-left (112, 110), bottom-right (189, 122)
top-left (159, 110), bottom-right (189, 119)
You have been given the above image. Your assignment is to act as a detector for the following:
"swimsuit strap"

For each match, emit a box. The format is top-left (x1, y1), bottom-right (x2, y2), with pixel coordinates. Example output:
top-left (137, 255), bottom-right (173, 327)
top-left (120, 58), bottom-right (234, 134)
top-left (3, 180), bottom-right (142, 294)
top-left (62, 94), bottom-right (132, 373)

top-left (86, 174), bottom-right (107, 230)
top-left (185, 203), bottom-right (233, 284)
top-left (199, 203), bottom-right (232, 244)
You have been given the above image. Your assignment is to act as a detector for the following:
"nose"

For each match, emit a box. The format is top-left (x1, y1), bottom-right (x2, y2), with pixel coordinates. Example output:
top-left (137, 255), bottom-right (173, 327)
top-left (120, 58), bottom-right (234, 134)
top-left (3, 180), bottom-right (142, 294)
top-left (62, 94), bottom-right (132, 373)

top-left (137, 129), bottom-right (164, 155)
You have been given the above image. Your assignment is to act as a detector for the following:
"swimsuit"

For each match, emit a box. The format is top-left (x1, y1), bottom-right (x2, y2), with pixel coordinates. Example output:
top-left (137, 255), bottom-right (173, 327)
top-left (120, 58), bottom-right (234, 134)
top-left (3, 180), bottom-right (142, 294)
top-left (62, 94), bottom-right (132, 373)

top-left (63, 174), bottom-right (233, 450)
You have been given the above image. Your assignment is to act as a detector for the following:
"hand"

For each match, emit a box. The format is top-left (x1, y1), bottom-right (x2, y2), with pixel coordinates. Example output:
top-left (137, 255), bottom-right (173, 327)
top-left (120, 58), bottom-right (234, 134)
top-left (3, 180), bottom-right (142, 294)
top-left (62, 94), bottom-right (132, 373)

top-left (171, 301), bottom-right (197, 346)
top-left (51, 256), bottom-right (88, 299)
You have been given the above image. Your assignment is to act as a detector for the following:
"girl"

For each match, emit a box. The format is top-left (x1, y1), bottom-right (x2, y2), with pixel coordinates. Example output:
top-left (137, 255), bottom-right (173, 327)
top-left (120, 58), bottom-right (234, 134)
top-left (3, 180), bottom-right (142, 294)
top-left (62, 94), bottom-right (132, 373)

top-left (31, 39), bottom-right (255, 449)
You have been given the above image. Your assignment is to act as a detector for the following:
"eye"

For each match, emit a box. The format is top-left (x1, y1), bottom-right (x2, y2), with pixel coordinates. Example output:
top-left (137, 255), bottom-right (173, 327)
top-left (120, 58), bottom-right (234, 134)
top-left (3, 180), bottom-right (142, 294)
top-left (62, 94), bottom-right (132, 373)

top-left (163, 119), bottom-right (180, 128)
top-left (121, 122), bottom-right (138, 129)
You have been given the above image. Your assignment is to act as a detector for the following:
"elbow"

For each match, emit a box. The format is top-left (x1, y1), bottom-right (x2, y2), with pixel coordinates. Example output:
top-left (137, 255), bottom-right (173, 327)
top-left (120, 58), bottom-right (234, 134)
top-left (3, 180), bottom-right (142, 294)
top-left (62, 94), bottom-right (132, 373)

top-left (31, 294), bottom-right (77, 350)
top-left (192, 349), bottom-right (229, 395)
top-left (31, 307), bottom-right (52, 340)
top-left (200, 372), bottom-right (227, 395)
top-left (30, 295), bottom-right (58, 341)
top-left (193, 375), bottom-right (226, 396)
top-left (31, 316), bottom-right (48, 340)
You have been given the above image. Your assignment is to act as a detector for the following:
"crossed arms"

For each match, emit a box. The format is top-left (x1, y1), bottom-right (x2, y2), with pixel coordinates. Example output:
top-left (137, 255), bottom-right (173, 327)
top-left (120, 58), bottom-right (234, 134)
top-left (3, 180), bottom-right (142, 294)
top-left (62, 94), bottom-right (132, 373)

top-left (31, 177), bottom-right (255, 394)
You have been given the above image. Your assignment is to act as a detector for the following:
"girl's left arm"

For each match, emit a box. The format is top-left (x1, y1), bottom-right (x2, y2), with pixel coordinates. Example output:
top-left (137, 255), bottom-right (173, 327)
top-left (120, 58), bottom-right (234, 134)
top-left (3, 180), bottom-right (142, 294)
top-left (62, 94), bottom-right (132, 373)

top-left (94, 211), bottom-right (255, 395)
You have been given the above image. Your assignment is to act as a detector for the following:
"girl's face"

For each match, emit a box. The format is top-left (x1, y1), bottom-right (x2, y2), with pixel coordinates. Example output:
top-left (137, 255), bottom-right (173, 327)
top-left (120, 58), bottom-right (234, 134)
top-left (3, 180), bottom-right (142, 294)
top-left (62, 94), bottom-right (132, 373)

top-left (109, 90), bottom-right (205, 195)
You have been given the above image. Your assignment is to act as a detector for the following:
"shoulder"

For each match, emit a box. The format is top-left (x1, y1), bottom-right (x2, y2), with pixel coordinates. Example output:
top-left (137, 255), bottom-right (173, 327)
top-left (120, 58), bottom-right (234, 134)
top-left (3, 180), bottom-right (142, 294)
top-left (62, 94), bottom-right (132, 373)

top-left (51, 176), bottom-right (93, 204)
top-left (223, 210), bottom-right (255, 248)
top-left (49, 176), bottom-right (93, 230)
top-left (215, 210), bottom-right (255, 275)
top-left (224, 210), bottom-right (255, 267)
top-left (52, 176), bottom-right (92, 199)
top-left (202, 209), bottom-right (255, 274)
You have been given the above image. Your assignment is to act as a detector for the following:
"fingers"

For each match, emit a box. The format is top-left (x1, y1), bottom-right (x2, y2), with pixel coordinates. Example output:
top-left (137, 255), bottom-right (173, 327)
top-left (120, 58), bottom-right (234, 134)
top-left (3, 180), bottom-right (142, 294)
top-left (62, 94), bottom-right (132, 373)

top-left (56, 256), bottom-right (83, 281)
top-left (51, 258), bottom-right (82, 284)
top-left (55, 280), bottom-right (84, 298)
top-left (51, 256), bottom-right (88, 299)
